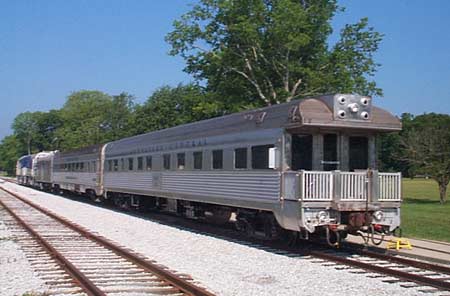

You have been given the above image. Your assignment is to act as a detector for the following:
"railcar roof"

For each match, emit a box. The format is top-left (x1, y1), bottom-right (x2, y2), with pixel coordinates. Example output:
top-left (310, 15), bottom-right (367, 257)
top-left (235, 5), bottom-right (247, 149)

top-left (105, 94), bottom-right (401, 153)
top-left (56, 144), bottom-right (104, 158)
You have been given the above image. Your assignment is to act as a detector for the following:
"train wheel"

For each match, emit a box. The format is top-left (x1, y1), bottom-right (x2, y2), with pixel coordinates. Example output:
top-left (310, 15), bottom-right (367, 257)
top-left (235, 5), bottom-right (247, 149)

top-left (205, 209), bottom-right (232, 225)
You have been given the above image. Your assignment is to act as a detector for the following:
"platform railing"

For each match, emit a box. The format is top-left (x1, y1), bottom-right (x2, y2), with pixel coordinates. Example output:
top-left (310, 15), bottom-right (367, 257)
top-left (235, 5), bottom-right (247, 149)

top-left (298, 170), bottom-right (401, 202)
top-left (378, 172), bottom-right (402, 201)
top-left (340, 171), bottom-right (368, 201)
top-left (299, 171), bottom-right (333, 201)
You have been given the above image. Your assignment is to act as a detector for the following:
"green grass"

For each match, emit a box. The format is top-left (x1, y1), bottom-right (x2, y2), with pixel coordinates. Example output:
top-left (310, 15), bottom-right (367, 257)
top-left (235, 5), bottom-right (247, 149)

top-left (401, 178), bottom-right (450, 242)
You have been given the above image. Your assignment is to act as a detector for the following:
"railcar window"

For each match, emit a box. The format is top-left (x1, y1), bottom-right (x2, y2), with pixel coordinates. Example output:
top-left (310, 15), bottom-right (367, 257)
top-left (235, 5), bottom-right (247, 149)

top-left (75, 163), bottom-right (80, 171)
top-left (349, 136), bottom-right (369, 171)
top-left (234, 148), bottom-right (247, 169)
top-left (87, 162), bottom-right (91, 172)
top-left (193, 151), bottom-right (202, 170)
top-left (291, 134), bottom-right (313, 170)
top-left (252, 145), bottom-right (274, 169)
top-left (177, 153), bottom-right (185, 170)
top-left (137, 157), bottom-right (143, 170)
top-left (146, 156), bottom-right (152, 170)
top-left (120, 158), bottom-right (125, 171)
top-left (323, 134), bottom-right (338, 171)
top-left (108, 160), bottom-right (113, 172)
top-left (163, 154), bottom-right (171, 170)
top-left (128, 158), bottom-right (134, 171)
top-left (92, 161), bottom-right (96, 172)
top-left (113, 159), bottom-right (119, 171)
top-left (212, 150), bottom-right (223, 169)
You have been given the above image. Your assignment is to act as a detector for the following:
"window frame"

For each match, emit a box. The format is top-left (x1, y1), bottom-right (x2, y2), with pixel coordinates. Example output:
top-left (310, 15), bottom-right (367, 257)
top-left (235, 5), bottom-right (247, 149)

top-left (128, 157), bottom-right (134, 171)
top-left (177, 152), bottom-right (185, 170)
top-left (146, 155), bottom-right (153, 170)
top-left (193, 151), bottom-right (203, 170)
top-left (137, 156), bottom-right (144, 171)
top-left (251, 144), bottom-right (275, 170)
top-left (212, 149), bottom-right (223, 170)
top-left (163, 154), bottom-right (171, 170)
top-left (234, 147), bottom-right (248, 169)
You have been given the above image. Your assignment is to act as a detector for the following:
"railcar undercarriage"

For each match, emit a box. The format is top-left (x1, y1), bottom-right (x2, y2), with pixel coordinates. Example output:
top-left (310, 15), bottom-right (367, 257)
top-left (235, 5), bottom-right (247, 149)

top-left (96, 190), bottom-right (393, 247)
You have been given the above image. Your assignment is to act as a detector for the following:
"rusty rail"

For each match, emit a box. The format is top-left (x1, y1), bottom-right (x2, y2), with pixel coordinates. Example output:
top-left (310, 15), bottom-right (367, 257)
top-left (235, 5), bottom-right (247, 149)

top-left (0, 196), bottom-right (105, 296)
top-left (0, 186), bottom-right (215, 296)
top-left (305, 249), bottom-right (450, 291)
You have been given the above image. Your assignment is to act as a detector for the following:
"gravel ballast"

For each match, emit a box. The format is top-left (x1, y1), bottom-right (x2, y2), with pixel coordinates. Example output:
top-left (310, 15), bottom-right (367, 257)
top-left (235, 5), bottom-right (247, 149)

top-left (0, 206), bottom-right (48, 296)
top-left (0, 183), bottom-right (429, 296)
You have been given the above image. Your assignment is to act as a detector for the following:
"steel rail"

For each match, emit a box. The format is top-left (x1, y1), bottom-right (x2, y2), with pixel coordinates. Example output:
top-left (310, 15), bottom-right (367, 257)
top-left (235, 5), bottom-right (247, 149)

top-left (352, 247), bottom-right (450, 276)
top-left (0, 186), bottom-right (215, 296)
top-left (304, 248), bottom-right (450, 291)
top-left (303, 239), bottom-right (450, 276)
top-left (0, 196), bottom-right (105, 296)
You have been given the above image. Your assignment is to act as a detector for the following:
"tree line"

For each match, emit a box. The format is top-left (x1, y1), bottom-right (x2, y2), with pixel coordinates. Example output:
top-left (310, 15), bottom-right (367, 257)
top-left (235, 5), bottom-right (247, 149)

top-left (1, 0), bottom-right (449, 202)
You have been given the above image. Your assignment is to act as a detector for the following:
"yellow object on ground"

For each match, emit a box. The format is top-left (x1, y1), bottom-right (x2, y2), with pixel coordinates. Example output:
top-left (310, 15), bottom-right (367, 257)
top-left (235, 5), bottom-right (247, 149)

top-left (387, 238), bottom-right (412, 250)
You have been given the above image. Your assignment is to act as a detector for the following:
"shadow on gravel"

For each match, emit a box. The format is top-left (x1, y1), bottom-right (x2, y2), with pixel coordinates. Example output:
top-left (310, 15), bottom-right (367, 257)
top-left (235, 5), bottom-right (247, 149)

top-left (21, 187), bottom-right (315, 260)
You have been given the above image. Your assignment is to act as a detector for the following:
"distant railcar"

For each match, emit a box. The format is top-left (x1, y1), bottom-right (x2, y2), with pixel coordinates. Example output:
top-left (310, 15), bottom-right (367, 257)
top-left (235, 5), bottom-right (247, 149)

top-left (16, 154), bottom-right (33, 185)
top-left (17, 94), bottom-right (402, 245)
top-left (51, 144), bottom-right (104, 199)
top-left (32, 151), bottom-right (56, 190)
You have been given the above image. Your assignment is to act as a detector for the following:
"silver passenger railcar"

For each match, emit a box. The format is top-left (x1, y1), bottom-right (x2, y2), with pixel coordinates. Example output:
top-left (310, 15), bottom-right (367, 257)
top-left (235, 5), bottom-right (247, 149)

top-left (52, 144), bottom-right (105, 199)
top-left (32, 151), bottom-right (56, 190)
top-left (101, 94), bottom-right (402, 244)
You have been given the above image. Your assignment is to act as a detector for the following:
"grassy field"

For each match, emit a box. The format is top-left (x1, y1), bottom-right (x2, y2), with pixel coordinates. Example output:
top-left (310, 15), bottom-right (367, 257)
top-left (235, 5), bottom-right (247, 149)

top-left (401, 178), bottom-right (450, 242)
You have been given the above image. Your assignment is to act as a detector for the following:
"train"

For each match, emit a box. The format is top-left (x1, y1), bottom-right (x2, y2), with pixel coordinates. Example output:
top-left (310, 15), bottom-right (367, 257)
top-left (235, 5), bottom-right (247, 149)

top-left (16, 94), bottom-right (402, 246)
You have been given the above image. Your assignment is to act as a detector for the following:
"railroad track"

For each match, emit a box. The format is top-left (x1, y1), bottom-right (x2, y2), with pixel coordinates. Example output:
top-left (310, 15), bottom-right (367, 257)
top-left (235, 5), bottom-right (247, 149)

top-left (3, 180), bottom-right (450, 295)
top-left (0, 186), bottom-right (215, 296)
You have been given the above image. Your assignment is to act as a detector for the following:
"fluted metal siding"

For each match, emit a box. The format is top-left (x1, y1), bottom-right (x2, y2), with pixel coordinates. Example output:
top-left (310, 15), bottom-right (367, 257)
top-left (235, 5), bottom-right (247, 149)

top-left (53, 172), bottom-right (98, 187)
top-left (104, 172), bottom-right (154, 191)
top-left (104, 171), bottom-right (281, 201)
top-left (162, 171), bottom-right (280, 200)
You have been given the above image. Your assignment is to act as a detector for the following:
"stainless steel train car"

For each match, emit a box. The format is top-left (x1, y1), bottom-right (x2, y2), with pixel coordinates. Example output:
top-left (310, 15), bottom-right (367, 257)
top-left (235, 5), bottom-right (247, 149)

top-left (52, 144), bottom-right (104, 199)
top-left (17, 94), bottom-right (402, 245)
top-left (32, 151), bottom-right (56, 190)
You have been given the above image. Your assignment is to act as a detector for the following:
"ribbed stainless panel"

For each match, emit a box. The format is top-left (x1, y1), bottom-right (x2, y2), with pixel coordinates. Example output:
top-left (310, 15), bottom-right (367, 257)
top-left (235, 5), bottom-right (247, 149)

top-left (104, 171), bottom-right (281, 201)
top-left (104, 172), bottom-right (153, 190)
top-left (53, 172), bottom-right (98, 187)
top-left (162, 172), bottom-right (280, 200)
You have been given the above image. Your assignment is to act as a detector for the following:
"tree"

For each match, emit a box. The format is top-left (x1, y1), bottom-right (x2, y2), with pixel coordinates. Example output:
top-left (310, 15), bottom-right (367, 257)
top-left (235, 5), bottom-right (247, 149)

top-left (55, 90), bottom-right (113, 149)
top-left (378, 113), bottom-right (415, 177)
top-left (400, 113), bottom-right (450, 204)
top-left (12, 112), bottom-right (39, 154)
top-left (34, 110), bottom-right (64, 151)
top-left (55, 90), bottom-right (136, 150)
top-left (166, 0), bottom-right (383, 109)
top-left (0, 135), bottom-right (25, 175)
top-left (131, 84), bottom-right (221, 134)
top-left (102, 92), bottom-right (136, 140)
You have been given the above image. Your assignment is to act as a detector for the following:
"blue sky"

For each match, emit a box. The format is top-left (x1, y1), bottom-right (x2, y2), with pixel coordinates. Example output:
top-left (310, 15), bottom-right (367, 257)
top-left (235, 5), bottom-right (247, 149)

top-left (1, 0), bottom-right (449, 140)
